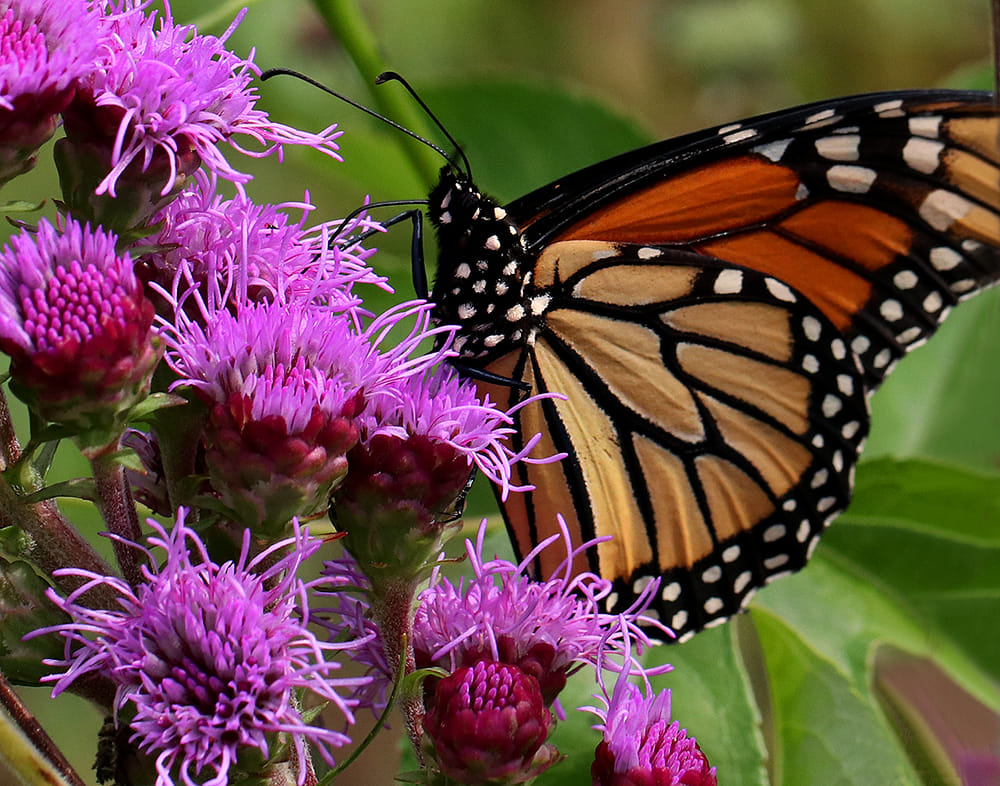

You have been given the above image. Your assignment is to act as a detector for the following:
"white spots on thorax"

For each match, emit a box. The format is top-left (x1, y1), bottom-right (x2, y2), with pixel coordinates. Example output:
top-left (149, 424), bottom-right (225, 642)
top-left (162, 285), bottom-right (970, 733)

top-left (457, 303), bottom-right (476, 320)
top-left (506, 304), bottom-right (526, 322)
top-left (438, 211), bottom-right (452, 224)
top-left (483, 334), bottom-right (504, 348)
top-left (826, 165), bottom-right (877, 194)
top-left (484, 235), bottom-right (501, 251)
top-left (455, 262), bottom-right (471, 279)
top-left (502, 260), bottom-right (518, 276)
top-left (529, 294), bottom-right (552, 315)
top-left (493, 206), bottom-right (507, 220)
top-left (472, 280), bottom-right (487, 294)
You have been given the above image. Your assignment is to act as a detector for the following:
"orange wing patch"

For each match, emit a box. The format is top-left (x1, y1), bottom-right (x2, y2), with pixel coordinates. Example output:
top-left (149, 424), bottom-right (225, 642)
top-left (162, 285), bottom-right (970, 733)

top-left (553, 157), bottom-right (802, 245)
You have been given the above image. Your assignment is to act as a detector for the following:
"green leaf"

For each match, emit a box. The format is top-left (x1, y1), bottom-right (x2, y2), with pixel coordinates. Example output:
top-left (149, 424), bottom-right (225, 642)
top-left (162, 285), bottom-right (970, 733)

top-left (19, 477), bottom-right (97, 505)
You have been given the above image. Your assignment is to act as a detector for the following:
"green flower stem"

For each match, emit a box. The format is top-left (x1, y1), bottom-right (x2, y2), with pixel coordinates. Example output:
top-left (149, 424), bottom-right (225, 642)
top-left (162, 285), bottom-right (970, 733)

top-left (0, 475), bottom-right (118, 611)
top-left (0, 389), bottom-right (20, 469)
top-left (0, 671), bottom-right (85, 786)
top-left (369, 575), bottom-right (425, 763)
top-left (310, 0), bottom-right (443, 186)
top-left (90, 442), bottom-right (143, 589)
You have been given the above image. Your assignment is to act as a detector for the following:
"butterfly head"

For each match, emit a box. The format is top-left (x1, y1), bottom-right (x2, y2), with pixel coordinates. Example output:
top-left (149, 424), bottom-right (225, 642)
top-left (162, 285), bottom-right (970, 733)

top-left (428, 167), bottom-right (532, 360)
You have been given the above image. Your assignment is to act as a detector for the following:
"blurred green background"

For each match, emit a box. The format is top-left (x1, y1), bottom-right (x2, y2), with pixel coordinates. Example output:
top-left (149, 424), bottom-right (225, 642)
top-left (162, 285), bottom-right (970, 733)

top-left (3, 0), bottom-right (998, 784)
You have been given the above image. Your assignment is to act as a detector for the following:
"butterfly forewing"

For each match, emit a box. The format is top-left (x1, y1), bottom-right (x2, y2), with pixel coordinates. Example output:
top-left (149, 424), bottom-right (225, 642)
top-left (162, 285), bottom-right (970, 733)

top-left (428, 90), bottom-right (1000, 641)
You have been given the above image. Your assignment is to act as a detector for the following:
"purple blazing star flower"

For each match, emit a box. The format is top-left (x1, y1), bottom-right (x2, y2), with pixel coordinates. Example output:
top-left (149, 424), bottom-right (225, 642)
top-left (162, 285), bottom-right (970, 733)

top-left (588, 675), bottom-right (717, 786)
top-left (139, 171), bottom-right (388, 318)
top-left (353, 363), bottom-right (552, 501)
top-left (0, 216), bottom-right (159, 442)
top-left (413, 517), bottom-right (664, 708)
top-left (330, 361), bottom-right (567, 593)
top-left (34, 511), bottom-right (370, 786)
top-left (162, 298), bottom-right (377, 531)
top-left (56, 1), bottom-right (340, 230)
top-left (92, 1), bottom-right (340, 194)
top-left (0, 0), bottom-right (102, 184)
top-left (322, 518), bottom-right (664, 718)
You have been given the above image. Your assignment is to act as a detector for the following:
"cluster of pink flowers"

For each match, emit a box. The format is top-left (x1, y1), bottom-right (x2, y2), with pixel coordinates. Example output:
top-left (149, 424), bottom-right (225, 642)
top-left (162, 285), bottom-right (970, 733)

top-left (0, 2), bottom-right (715, 785)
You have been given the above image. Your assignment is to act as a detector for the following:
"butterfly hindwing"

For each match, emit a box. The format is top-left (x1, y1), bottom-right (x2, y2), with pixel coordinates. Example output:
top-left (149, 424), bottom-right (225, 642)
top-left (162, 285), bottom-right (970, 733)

top-left (480, 243), bottom-right (868, 637)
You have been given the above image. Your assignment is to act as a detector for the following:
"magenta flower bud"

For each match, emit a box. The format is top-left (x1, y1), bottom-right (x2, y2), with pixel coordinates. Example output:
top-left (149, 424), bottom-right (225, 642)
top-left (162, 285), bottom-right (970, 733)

top-left (424, 660), bottom-right (557, 785)
top-left (335, 431), bottom-right (473, 530)
top-left (0, 218), bottom-right (160, 449)
top-left (0, 0), bottom-right (101, 186)
top-left (589, 680), bottom-right (716, 786)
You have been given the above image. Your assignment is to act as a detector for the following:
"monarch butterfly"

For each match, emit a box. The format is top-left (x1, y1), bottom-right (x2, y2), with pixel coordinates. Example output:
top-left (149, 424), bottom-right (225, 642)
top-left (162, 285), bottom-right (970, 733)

top-left (419, 88), bottom-right (1000, 641)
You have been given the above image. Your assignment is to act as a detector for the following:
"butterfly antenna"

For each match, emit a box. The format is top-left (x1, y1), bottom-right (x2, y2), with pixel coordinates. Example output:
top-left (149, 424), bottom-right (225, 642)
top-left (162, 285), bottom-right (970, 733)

top-left (376, 70), bottom-right (474, 180)
top-left (260, 67), bottom-right (462, 171)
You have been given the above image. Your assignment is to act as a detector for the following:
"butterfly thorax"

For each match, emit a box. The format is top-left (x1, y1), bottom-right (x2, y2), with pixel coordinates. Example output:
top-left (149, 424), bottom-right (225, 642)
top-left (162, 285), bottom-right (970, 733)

top-left (428, 168), bottom-right (533, 361)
